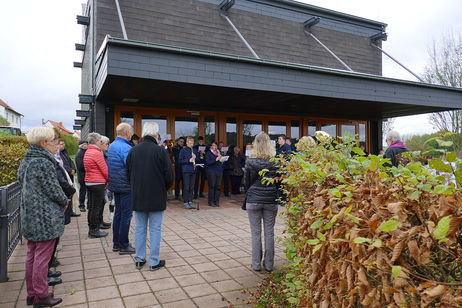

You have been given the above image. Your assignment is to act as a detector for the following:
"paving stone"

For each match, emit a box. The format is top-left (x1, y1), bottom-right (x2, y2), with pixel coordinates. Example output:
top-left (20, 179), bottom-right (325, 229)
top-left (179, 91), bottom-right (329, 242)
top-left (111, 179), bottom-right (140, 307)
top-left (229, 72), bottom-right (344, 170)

top-left (211, 279), bottom-right (243, 292)
top-left (176, 273), bottom-right (207, 287)
top-left (84, 266), bottom-right (112, 279)
top-left (59, 290), bottom-right (87, 306)
top-left (147, 277), bottom-right (179, 291)
top-left (87, 285), bottom-right (120, 301)
top-left (183, 283), bottom-right (217, 298)
top-left (114, 271), bottom-right (144, 285)
top-left (162, 299), bottom-right (197, 308)
top-left (63, 270), bottom-right (84, 282)
top-left (155, 287), bottom-right (188, 304)
top-left (193, 293), bottom-right (230, 308)
top-left (191, 262), bottom-right (220, 273)
top-left (88, 297), bottom-right (124, 308)
top-left (53, 280), bottom-right (85, 296)
top-left (85, 275), bottom-right (116, 289)
top-left (224, 266), bottom-right (255, 279)
top-left (119, 281), bottom-right (151, 297)
top-left (200, 269), bottom-right (232, 283)
top-left (167, 264), bottom-right (196, 276)
top-left (141, 268), bottom-right (171, 280)
top-left (222, 289), bottom-right (251, 305)
top-left (123, 293), bottom-right (159, 307)
top-left (84, 259), bottom-right (109, 270)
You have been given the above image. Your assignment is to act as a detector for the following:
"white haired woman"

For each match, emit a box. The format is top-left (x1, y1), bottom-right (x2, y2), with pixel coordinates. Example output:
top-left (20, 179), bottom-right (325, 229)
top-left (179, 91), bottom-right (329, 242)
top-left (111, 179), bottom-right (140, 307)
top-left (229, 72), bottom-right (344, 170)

top-left (244, 132), bottom-right (279, 272)
top-left (18, 127), bottom-right (68, 307)
top-left (384, 130), bottom-right (408, 167)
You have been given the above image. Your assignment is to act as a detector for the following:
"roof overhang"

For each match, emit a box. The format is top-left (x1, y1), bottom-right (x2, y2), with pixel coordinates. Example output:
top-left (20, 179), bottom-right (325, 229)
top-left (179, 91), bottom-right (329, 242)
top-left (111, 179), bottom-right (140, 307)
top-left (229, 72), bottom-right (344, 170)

top-left (94, 36), bottom-right (462, 120)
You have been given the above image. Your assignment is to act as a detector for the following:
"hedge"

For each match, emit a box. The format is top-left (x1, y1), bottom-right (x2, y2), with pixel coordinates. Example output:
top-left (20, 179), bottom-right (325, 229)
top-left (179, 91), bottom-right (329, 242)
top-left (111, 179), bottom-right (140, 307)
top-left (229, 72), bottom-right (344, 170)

top-left (0, 136), bottom-right (29, 186)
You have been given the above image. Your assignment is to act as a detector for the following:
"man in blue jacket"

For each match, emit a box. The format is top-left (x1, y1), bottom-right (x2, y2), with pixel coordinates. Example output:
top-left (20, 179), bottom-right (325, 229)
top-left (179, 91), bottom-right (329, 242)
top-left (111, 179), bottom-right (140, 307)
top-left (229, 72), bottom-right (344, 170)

top-left (107, 123), bottom-right (135, 255)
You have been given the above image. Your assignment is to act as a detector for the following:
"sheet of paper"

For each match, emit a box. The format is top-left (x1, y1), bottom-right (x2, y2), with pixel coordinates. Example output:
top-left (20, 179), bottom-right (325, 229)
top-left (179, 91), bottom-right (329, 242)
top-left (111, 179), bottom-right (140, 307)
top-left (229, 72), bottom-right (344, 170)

top-left (196, 163), bottom-right (204, 168)
top-left (198, 146), bottom-right (206, 151)
top-left (270, 140), bottom-right (276, 146)
top-left (166, 134), bottom-right (171, 140)
top-left (220, 156), bottom-right (229, 162)
top-left (245, 150), bottom-right (251, 157)
top-left (221, 146), bottom-right (229, 152)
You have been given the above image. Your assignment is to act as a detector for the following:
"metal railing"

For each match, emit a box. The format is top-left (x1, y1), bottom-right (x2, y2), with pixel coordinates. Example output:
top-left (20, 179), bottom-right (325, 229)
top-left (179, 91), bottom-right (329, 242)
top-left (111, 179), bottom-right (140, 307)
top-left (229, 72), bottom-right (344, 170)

top-left (0, 181), bottom-right (22, 282)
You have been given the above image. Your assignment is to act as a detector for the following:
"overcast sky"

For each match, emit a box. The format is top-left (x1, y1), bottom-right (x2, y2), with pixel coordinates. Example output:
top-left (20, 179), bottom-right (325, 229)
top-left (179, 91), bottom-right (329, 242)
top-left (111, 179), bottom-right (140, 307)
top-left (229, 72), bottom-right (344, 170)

top-left (0, 0), bottom-right (461, 135)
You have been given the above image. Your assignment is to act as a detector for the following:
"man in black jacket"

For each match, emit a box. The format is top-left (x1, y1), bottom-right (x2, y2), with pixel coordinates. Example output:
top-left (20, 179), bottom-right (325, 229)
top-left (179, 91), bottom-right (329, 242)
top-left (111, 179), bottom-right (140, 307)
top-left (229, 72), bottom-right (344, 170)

top-left (172, 137), bottom-right (185, 200)
top-left (193, 136), bottom-right (207, 198)
top-left (58, 139), bottom-right (80, 217)
top-left (75, 140), bottom-right (88, 212)
top-left (126, 122), bottom-right (174, 271)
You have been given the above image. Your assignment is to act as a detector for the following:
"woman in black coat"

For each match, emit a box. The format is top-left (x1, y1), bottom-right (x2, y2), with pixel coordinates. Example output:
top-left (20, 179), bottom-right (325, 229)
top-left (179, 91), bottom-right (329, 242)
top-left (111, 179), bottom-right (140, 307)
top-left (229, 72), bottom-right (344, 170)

top-left (244, 132), bottom-right (279, 272)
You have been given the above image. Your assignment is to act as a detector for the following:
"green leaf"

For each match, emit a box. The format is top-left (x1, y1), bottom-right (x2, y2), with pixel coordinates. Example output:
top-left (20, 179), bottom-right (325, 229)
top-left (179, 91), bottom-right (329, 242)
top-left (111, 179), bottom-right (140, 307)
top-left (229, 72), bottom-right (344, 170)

top-left (317, 231), bottom-right (326, 242)
top-left (328, 188), bottom-right (342, 198)
top-left (436, 139), bottom-right (453, 148)
top-left (378, 218), bottom-right (402, 233)
top-left (434, 185), bottom-right (449, 195)
top-left (371, 239), bottom-right (382, 248)
top-left (409, 190), bottom-right (421, 200)
top-left (353, 237), bottom-right (371, 244)
top-left (417, 183), bottom-right (432, 192)
top-left (312, 243), bottom-right (323, 254)
top-left (429, 159), bottom-right (453, 173)
top-left (456, 168), bottom-right (462, 185)
top-left (307, 239), bottom-right (320, 245)
top-left (310, 220), bottom-right (324, 229)
top-left (346, 213), bottom-right (360, 224)
top-left (392, 265), bottom-right (401, 279)
top-left (446, 151), bottom-right (457, 162)
top-left (351, 146), bottom-right (366, 156)
top-left (434, 215), bottom-right (452, 240)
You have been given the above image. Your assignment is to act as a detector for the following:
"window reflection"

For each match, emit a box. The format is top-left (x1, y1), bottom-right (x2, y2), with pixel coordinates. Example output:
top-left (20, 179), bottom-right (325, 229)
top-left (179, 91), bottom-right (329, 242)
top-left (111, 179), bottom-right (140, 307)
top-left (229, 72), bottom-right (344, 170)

top-left (268, 121), bottom-right (286, 141)
top-left (243, 120), bottom-right (262, 146)
top-left (175, 117), bottom-right (198, 141)
top-left (359, 123), bottom-right (366, 142)
top-left (141, 115), bottom-right (167, 137)
top-left (291, 120), bottom-right (300, 145)
top-left (226, 117), bottom-right (237, 146)
top-left (341, 125), bottom-right (356, 137)
top-left (204, 115), bottom-right (216, 145)
top-left (321, 123), bottom-right (337, 137)
top-left (307, 120), bottom-right (316, 137)
top-left (120, 111), bottom-right (134, 128)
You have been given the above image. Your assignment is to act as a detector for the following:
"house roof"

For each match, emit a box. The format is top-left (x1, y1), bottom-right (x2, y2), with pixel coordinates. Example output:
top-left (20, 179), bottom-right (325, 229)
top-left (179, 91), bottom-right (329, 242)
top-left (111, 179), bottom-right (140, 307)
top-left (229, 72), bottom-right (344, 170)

top-left (0, 98), bottom-right (23, 116)
top-left (43, 120), bottom-right (73, 135)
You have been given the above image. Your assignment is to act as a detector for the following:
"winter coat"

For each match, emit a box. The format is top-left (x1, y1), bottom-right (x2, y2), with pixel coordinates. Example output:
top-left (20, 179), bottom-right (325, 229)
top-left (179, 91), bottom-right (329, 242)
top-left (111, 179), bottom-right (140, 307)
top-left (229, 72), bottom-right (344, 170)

top-left (83, 144), bottom-right (108, 183)
top-left (384, 141), bottom-right (408, 167)
top-left (17, 145), bottom-right (68, 242)
top-left (56, 163), bottom-right (76, 225)
top-left (75, 148), bottom-right (86, 183)
top-left (229, 154), bottom-right (245, 176)
top-left (244, 158), bottom-right (279, 204)
top-left (205, 149), bottom-right (223, 174)
top-left (60, 148), bottom-right (76, 180)
top-left (276, 143), bottom-right (292, 157)
top-left (107, 136), bottom-right (132, 193)
top-left (179, 146), bottom-right (199, 173)
top-left (126, 136), bottom-right (174, 212)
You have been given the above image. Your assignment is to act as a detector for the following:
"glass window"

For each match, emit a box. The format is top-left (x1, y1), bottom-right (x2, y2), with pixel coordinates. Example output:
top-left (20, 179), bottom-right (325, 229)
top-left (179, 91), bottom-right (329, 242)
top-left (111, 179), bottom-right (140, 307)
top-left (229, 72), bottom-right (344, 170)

top-left (341, 124), bottom-right (356, 137)
top-left (175, 117), bottom-right (198, 141)
top-left (120, 111), bottom-right (134, 128)
top-left (204, 115), bottom-right (216, 145)
top-left (359, 123), bottom-right (366, 142)
top-left (321, 123), bottom-right (337, 138)
top-left (226, 117), bottom-right (237, 146)
top-left (291, 120), bottom-right (300, 145)
top-left (141, 115), bottom-right (167, 137)
top-left (307, 120), bottom-right (317, 137)
top-left (243, 120), bottom-right (262, 147)
top-left (268, 121), bottom-right (286, 142)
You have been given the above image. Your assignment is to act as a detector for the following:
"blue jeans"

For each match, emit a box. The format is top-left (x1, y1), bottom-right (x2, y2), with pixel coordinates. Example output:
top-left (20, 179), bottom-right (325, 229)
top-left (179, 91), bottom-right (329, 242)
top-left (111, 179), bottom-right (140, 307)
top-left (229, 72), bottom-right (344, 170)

top-left (113, 192), bottom-right (133, 249)
top-left (134, 211), bottom-right (164, 266)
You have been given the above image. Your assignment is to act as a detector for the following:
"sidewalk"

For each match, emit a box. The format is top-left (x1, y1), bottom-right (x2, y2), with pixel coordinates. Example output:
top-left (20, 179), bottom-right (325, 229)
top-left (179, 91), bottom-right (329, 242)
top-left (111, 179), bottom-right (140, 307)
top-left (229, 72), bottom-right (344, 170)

top-left (0, 195), bottom-right (286, 307)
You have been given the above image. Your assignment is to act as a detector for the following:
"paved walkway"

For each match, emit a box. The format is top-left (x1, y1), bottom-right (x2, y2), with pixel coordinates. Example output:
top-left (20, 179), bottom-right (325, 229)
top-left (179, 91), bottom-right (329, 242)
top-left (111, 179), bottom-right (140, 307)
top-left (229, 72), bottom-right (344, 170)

top-left (1, 195), bottom-right (286, 307)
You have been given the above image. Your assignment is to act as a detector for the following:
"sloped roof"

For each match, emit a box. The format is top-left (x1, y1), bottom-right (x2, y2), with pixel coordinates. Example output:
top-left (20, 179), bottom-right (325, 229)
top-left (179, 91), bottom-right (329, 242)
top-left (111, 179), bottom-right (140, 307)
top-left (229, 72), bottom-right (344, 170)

top-left (0, 98), bottom-right (23, 116)
top-left (43, 120), bottom-right (73, 135)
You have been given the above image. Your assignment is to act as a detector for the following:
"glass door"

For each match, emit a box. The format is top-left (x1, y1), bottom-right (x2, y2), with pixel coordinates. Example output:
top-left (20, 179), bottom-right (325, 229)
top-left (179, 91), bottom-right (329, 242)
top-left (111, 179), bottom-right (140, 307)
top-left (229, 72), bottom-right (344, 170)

top-left (175, 116), bottom-right (198, 141)
top-left (242, 120), bottom-right (263, 147)
top-left (141, 115), bottom-right (168, 138)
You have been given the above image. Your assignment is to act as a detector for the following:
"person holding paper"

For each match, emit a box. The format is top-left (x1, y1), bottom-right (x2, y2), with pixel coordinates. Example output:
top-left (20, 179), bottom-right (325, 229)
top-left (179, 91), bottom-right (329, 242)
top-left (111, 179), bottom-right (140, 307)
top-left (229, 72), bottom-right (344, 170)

top-left (172, 137), bottom-right (185, 200)
top-left (193, 136), bottom-right (207, 199)
top-left (222, 144), bottom-right (232, 197)
top-left (229, 146), bottom-right (246, 194)
top-left (179, 137), bottom-right (199, 209)
top-left (205, 141), bottom-right (223, 207)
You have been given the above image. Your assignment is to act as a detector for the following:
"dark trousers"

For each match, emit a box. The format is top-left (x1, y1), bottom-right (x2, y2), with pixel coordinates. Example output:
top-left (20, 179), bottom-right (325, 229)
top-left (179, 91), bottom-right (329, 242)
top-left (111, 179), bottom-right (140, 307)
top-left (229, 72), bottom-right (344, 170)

top-left (174, 165), bottom-right (183, 197)
top-left (86, 184), bottom-right (106, 231)
top-left (48, 237), bottom-right (59, 269)
top-left (194, 166), bottom-right (206, 196)
top-left (113, 192), bottom-right (133, 249)
top-left (231, 175), bottom-right (243, 194)
top-left (223, 170), bottom-right (230, 196)
top-left (78, 179), bottom-right (86, 207)
top-left (207, 172), bottom-right (223, 206)
top-left (183, 172), bottom-right (195, 203)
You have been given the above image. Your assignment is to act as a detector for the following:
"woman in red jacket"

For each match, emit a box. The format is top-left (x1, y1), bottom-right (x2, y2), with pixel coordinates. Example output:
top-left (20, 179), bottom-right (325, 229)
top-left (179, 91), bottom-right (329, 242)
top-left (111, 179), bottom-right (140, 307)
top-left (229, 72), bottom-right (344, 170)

top-left (83, 132), bottom-right (109, 238)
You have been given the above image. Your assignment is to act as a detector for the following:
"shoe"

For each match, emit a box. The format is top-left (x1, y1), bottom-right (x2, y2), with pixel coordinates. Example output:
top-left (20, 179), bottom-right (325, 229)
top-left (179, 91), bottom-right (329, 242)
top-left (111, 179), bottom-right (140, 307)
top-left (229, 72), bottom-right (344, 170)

top-left (101, 221), bottom-right (111, 227)
top-left (27, 293), bottom-right (54, 306)
top-left (47, 270), bottom-right (61, 278)
top-left (208, 203), bottom-right (214, 207)
top-left (47, 277), bottom-right (62, 286)
top-left (150, 260), bottom-right (166, 271)
top-left (188, 202), bottom-right (195, 209)
top-left (99, 224), bottom-right (110, 230)
top-left (264, 268), bottom-right (273, 272)
top-left (224, 194), bottom-right (230, 197)
top-left (119, 244), bottom-right (135, 255)
top-left (49, 259), bottom-right (60, 268)
top-left (112, 245), bottom-right (119, 252)
top-left (88, 230), bottom-right (108, 238)
top-left (70, 212), bottom-right (81, 217)
top-left (135, 260), bottom-right (146, 270)
top-left (199, 194), bottom-right (205, 198)
top-left (184, 203), bottom-right (190, 209)
top-left (33, 294), bottom-right (62, 307)
top-left (79, 206), bottom-right (86, 212)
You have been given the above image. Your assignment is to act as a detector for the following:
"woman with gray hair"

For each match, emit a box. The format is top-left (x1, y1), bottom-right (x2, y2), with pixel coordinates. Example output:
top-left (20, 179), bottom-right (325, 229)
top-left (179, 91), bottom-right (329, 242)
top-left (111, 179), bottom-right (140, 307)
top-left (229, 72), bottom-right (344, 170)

top-left (244, 132), bottom-right (279, 272)
top-left (18, 126), bottom-right (68, 307)
top-left (384, 130), bottom-right (408, 167)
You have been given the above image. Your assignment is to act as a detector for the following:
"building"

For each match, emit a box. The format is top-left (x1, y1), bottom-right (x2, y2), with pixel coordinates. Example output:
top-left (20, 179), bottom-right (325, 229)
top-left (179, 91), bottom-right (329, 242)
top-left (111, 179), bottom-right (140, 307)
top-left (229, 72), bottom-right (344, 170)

top-left (74, 0), bottom-right (462, 153)
top-left (43, 120), bottom-right (74, 135)
top-left (0, 98), bottom-right (22, 130)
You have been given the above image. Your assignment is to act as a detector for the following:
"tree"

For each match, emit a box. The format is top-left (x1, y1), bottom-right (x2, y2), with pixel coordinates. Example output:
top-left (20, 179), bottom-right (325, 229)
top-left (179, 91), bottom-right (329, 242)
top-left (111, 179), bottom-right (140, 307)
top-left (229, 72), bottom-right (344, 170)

top-left (382, 117), bottom-right (395, 137)
top-left (423, 32), bottom-right (462, 154)
top-left (0, 115), bottom-right (10, 126)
